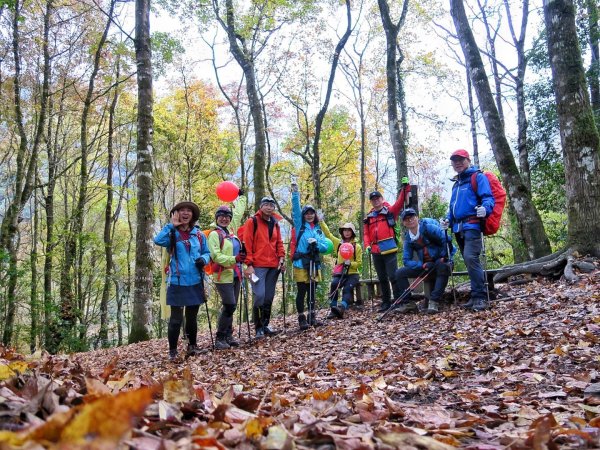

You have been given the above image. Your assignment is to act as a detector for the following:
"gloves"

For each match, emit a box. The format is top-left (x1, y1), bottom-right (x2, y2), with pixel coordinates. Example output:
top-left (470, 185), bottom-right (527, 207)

top-left (343, 259), bottom-right (351, 266)
top-left (195, 258), bottom-right (206, 271)
top-left (366, 246), bottom-right (371, 253)
top-left (317, 210), bottom-right (324, 221)
top-left (235, 253), bottom-right (245, 263)
top-left (401, 176), bottom-right (409, 186)
top-left (439, 218), bottom-right (449, 230)
top-left (422, 262), bottom-right (434, 270)
top-left (475, 205), bottom-right (486, 218)
top-left (238, 188), bottom-right (245, 196)
top-left (307, 238), bottom-right (317, 244)
top-left (291, 183), bottom-right (298, 192)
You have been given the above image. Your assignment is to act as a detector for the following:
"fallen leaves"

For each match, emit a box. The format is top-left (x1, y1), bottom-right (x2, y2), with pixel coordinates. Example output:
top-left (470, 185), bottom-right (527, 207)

top-left (0, 268), bottom-right (599, 449)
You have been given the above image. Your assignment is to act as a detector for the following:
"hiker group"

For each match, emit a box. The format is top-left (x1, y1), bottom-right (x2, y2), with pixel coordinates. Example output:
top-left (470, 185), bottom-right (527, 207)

top-left (154, 149), bottom-right (506, 359)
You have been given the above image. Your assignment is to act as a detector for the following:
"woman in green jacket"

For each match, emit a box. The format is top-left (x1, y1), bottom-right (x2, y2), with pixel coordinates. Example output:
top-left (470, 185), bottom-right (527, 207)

top-left (208, 195), bottom-right (247, 350)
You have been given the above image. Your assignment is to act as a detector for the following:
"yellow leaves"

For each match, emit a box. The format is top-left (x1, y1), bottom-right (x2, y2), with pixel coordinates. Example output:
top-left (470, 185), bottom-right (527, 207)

top-left (312, 388), bottom-right (333, 401)
top-left (0, 360), bottom-right (29, 380)
top-left (60, 386), bottom-right (156, 443)
top-left (0, 386), bottom-right (155, 448)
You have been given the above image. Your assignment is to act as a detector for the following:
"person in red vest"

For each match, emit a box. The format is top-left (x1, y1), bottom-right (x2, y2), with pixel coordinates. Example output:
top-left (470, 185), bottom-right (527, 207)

top-left (363, 178), bottom-right (412, 312)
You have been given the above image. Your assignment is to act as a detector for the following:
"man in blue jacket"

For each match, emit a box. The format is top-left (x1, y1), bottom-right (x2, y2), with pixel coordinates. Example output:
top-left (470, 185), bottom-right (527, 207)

top-left (441, 149), bottom-right (495, 311)
top-left (394, 209), bottom-right (455, 314)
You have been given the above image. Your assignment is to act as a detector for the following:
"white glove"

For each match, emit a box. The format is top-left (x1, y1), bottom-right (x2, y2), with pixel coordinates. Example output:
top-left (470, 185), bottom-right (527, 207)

top-left (291, 183), bottom-right (298, 192)
top-left (439, 219), bottom-right (449, 230)
top-left (307, 238), bottom-right (317, 244)
top-left (475, 205), bottom-right (486, 218)
top-left (316, 209), bottom-right (324, 221)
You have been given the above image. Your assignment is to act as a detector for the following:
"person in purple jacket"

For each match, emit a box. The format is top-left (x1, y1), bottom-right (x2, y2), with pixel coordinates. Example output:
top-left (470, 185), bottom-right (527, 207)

top-left (441, 149), bottom-right (494, 311)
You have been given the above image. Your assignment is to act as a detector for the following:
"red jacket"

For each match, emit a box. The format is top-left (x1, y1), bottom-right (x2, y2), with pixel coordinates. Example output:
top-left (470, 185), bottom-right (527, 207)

top-left (363, 185), bottom-right (411, 254)
top-left (242, 211), bottom-right (285, 268)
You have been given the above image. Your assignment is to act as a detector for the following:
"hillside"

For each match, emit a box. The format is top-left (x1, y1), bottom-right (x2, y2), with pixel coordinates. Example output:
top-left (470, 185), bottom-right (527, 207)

top-left (1, 267), bottom-right (599, 449)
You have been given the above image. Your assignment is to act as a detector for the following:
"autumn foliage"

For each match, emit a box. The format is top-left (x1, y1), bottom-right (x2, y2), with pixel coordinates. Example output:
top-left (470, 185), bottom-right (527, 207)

top-left (0, 267), bottom-right (599, 449)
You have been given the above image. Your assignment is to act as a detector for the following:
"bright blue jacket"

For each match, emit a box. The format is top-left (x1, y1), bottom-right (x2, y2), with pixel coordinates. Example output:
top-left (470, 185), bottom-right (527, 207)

top-left (154, 224), bottom-right (211, 286)
top-left (403, 218), bottom-right (456, 270)
top-left (447, 166), bottom-right (495, 233)
top-left (291, 190), bottom-right (328, 269)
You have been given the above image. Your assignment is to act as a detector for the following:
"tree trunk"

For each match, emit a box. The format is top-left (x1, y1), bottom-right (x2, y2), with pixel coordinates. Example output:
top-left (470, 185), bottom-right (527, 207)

top-left (586, 0), bottom-right (600, 118)
top-left (466, 62), bottom-right (480, 166)
top-left (1, 0), bottom-right (51, 345)
top-left (99, 60), bottom-right (120, 348)
top-left (378, 0), bottom-right (410, 190)
top-left (543, 0), bottom-right (600, 256)
top-left (30, 192), bottom-right (39, 353)
top-left (450, 0), bottom-right (552, 260)
top-left (216, 0), bottom-right (267, 210)
top-left (311, 0), bottom-right (352, 208)
top-left (130, 0), bottom-right (155, 343)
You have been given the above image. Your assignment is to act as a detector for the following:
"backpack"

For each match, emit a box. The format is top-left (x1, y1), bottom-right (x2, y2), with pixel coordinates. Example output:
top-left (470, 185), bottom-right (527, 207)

top-left (471, 170), bottom-right (507, 236)
top-left (204, 228), bottom-right (238, 278)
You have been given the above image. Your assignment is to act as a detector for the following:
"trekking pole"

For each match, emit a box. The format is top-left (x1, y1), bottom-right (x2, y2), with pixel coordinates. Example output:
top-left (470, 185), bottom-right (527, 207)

top-left (308, 258), bottom-right (314, 324)
top-left (242, 277), bottom-right (252, 340)
top-left (200, 273), bottom-right (215, 351)
top-left (281, 269), bottom-right (287, 333)
top-left (444, 229), bottom-right (458, 304)
top-left (377, 268), bottom-right (432, 322)
top-left (480, 232), bottom-right (491, 305)
top-left (367, 248), bottom-right (374, 308)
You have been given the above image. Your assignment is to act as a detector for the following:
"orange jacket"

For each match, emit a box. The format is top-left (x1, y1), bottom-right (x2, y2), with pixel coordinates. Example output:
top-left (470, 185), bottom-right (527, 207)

top-left (363, 184), bottom-right (411, 254)
top-left (242, 211), bottom-right (285, 268)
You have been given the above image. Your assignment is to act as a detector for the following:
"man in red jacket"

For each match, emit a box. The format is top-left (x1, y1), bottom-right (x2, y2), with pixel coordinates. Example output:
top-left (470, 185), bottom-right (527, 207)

top-left (363, 179), bottom-right (411, 312)
top-left (242, 197), bottom-right (286, 338)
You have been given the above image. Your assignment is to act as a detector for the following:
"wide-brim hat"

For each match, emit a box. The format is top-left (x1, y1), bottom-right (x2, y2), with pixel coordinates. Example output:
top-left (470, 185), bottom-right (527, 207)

top-left (170, 201), bottom-right (200, 224)
top-left (339, 222), bottom-right (357, 237)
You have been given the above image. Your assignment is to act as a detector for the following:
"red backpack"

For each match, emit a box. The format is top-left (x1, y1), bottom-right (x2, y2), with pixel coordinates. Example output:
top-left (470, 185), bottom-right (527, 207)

top-left (471, 171), bottom-right (507, 236)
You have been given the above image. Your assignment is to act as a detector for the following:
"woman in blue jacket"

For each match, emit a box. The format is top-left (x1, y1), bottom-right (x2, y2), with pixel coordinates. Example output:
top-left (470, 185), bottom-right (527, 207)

top-left (290, 184), bottom-right (328, 330)
top-left (154, 201), bottom-right (211, 360)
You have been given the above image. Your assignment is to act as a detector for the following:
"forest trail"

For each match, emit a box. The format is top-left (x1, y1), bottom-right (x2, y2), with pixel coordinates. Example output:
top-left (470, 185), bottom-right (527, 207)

top-left (1, 266), bottom-right (599, 449)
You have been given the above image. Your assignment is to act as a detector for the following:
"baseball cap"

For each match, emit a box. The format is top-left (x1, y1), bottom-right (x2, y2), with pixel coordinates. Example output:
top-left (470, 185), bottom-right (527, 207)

top-left (369, 191), bottom-right (382, 200)
top-left (260, 196), bottom-right (276, 206)
top-left (450, 149), bottom-right (470, 160)
top-left (400, 208), bottom-right (418, 220)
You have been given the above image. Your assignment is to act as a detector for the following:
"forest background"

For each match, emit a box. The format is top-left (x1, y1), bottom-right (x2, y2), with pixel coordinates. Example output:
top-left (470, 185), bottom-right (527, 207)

top-left (0, 0), bottom-right (597, 354)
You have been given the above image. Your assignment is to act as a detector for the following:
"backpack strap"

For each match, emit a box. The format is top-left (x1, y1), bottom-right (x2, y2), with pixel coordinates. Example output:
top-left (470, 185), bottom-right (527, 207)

top-left (470, 170), bottom-right (482, 199)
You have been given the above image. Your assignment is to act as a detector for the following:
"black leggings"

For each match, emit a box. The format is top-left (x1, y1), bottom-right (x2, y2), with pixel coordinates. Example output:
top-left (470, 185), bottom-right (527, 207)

top-left (168, 305), bottom-right (200, 351)
top-left (295, 282), bottom-right (316, 314)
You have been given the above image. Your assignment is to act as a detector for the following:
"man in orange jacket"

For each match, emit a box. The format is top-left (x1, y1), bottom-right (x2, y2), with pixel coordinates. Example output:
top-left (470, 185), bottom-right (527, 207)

top-left (242, 197), bottom-right (286, 338)
top-left (363, 179), bottom-right (411, 312)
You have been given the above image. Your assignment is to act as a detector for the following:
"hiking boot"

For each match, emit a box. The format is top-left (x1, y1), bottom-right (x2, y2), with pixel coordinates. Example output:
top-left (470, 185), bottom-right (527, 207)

top-left (425, 299), bottom-right (439, 314)
top-left (461, 298), bottom-right (475, 309)
top-left (255, 328), bottom-right (265, 338)
top-left (377, 302), bottom-right (391, 313)
top-left (309, 313), bottom-right (322, 327)
top-left (331, 305), bottom-right (345, 319)
top-left (226, 335), bottom-right (240, 347)
top-left (326, 309), bottom-right (337, 319)
top-left (395, 301), bottom-right (418, 314)
top-left (417, 300), bottom-right (428, 313)
top-left (214, 339), bottom-right (230, 350)
top-left (168, 349), bottom-right (178, 361)
top-left (186, 345), bottom-right (203, 357)
top-left (263, 325), bottom-right (278, 336)
top-left (298, 314), bottom-right (309, 331)
top-left (472, 298), bottom-right (490, 311)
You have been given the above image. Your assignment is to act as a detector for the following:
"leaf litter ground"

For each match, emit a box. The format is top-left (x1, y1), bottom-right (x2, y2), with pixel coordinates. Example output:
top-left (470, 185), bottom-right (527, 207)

top-left (1, 268), bottom-right (599, 449)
